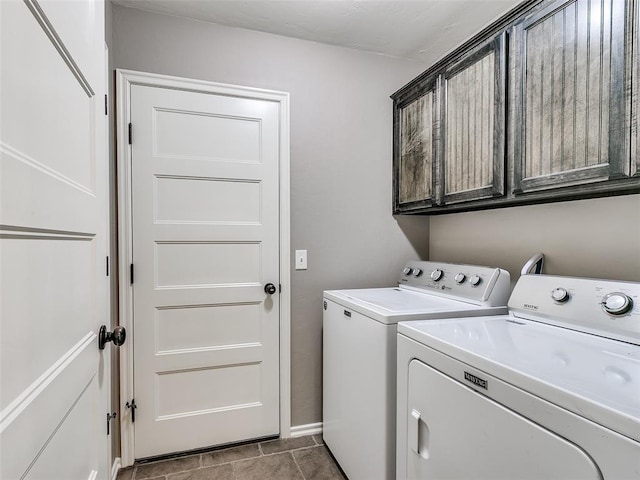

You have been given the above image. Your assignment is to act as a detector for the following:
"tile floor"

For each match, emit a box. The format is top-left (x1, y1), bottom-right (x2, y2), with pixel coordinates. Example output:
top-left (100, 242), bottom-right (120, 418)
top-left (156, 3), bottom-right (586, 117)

top-left (117, 435), bottom-right (346, 480)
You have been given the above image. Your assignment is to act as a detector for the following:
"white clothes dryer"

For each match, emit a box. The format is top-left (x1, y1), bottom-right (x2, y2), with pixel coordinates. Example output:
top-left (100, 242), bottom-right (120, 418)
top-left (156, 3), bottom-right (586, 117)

top-left (396, 274), bottom-right (640, 479)
top-left (323, 261), bottom-right (511, 480)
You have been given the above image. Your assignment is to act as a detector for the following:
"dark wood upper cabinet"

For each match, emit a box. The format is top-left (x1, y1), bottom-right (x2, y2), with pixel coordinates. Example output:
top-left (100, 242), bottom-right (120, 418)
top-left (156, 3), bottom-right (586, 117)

top-left (441, 33), bottom-right (506, 204)
top-left (511, 0), bottom-right (630, 194)
top-left (392, 0), bottom-right (639, 215)
top-left (393, 74), bottom-right (439, 213)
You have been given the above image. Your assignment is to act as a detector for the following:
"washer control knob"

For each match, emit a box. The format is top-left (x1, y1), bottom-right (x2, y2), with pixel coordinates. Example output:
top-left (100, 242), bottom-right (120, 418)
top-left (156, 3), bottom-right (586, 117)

top-left (403, 267), bottom-right (413, 276)
top-left (413, 268), bottom-right (423, 277)
top-left (454, 273), bottom-right (466, 284)
top-left (430, 269), bottom-right (444, 281)
top-left (601, 292), bottom-right (633, 316)
top-left (551, 287), bottom-right (570, 303)
top-left (469, 275), bottom-right (482, 287)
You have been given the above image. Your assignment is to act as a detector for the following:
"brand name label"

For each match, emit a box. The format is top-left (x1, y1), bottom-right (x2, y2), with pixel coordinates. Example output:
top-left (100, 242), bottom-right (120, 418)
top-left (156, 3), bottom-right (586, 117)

top-left (464, 371), bottom-right (488, 389)
top-left (424, 284), bottom-right (451, 291)
top-left (523, 303), bottom-right (539, 310)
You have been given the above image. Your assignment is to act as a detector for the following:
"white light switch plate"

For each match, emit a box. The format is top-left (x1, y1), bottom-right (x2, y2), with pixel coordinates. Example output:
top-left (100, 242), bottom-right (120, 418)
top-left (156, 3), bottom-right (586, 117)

top-left (295, 250), bottom-right (307, 270)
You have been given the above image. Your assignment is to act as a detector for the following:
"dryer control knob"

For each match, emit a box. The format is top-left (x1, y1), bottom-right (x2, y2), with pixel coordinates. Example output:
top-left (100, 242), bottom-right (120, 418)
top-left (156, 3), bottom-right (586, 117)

top-left (551, 287), bottom-right (570, 303)
top-left (430, 269), bottom-right (444, 281)
top-left (413, 268), bottom-right (423, 277)
top-left (454, 273), bottom-right (466, 284)
top-left (403, 267), bottom-right (413, 276)
top-left (601, 292), bottom-right (633, 316)
top-left (469, 275), bottom-right (482, 287)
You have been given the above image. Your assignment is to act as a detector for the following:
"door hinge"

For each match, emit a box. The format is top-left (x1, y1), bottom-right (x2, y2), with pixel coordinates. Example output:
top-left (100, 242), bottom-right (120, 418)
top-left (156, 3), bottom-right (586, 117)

top-left (130, 264), bottom-right (134, 284)
top-left (126, 399), bottom-right (137, 423)
top-left (106, 256), bottom-right (109, 276)
top-left (104, 94), bottom-right (108, 115)
top-left (106, 411), bottom-right (117, 435)
top-left (128, 122), bottom-right (132, 144)
top-left (279, 284), bottom-right (282, 293)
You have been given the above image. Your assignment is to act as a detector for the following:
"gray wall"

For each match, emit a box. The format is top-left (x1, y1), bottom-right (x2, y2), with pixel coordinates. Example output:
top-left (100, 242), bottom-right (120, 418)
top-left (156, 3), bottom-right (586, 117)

top-left (430, 194), bottom-right (640, 283)
top-left (111, 5), bottom-right (430, 428)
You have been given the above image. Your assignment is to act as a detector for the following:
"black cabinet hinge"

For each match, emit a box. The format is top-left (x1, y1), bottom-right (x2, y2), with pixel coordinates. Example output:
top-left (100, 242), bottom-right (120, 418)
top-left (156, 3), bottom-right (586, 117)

top-left (106, 256), bottom-right (109, 276)
top-left (128, 123), bottom-right (132, 144)
top-left (104, 94), bottom-right (108, 115)
top-left (126, 399), bottom-right (137, 422)
top-left (279, 284), bottom-right (282, 293)
top-left (130, 264), bottom-right (134, 284)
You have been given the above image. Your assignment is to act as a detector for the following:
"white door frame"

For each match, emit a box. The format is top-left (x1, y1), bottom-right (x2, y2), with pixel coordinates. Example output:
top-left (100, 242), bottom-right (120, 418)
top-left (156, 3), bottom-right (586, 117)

top-left (116, 69), bottom-right (291, 467)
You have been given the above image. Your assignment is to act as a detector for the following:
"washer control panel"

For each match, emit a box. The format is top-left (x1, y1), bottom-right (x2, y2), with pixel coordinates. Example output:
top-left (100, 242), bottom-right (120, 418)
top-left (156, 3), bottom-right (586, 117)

top-left (399, 261), bottom-right (511, 306)
top-left (510, 275), bottom-right (640, 345)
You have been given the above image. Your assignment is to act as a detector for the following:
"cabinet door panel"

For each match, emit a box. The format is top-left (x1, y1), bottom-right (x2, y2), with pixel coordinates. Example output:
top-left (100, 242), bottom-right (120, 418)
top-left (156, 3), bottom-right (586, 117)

top-left (393, 77), bottom-right (439, 212)
top-left (513, 0), bottom-right (629, 193)
top-left (400, 92), bottom-right (434, 203)
top-left (441, 33), bottom-right (506, 204)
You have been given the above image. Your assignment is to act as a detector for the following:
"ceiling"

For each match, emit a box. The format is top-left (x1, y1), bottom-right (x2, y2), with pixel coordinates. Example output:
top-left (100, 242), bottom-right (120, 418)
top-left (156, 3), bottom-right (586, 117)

top-left (111, 0), bottom-right (525, 64)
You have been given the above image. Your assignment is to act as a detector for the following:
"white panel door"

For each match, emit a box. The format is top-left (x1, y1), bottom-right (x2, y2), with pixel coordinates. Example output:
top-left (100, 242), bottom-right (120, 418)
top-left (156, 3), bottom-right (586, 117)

top-left (0, 1), bottom-right (109, 479)
top-left (405, 360), bottom-right (600, 479)
top-left (130, 84), bottom-right (281, 458)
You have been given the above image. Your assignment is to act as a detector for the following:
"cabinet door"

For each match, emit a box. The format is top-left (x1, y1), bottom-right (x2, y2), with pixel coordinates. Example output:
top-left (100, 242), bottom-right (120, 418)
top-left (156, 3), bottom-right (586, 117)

top-left (512, 0), bottom-right (630, 194)
top-left (393, 77), bottom-right (438, 213)
top-left (440, 33), bottom-right (506, 204)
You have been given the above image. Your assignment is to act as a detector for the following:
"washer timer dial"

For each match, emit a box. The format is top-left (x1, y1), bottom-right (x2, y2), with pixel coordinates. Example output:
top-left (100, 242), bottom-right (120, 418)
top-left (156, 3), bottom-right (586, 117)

top-left (469, 275), bottom-right (482, 287)
top-left (430, 269), bottom-right (444, 281)
top-left (601, 292), bottom-right (633, 316)
top-left (551, 287), bottom-right (570, 303)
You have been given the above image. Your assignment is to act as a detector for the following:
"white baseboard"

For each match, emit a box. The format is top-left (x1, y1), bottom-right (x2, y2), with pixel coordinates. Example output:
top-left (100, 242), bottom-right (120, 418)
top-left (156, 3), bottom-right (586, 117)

top-left (290, 422), bottom-right (322, 438)
top-left (111, 457), bottom-right (122, 480)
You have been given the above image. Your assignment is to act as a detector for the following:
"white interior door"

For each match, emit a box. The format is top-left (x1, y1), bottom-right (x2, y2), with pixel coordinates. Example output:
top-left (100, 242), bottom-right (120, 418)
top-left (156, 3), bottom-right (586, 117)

top-left (129, 83), bottom-right (281, 459)
top-left (0, 1), bottom-right (109, 479)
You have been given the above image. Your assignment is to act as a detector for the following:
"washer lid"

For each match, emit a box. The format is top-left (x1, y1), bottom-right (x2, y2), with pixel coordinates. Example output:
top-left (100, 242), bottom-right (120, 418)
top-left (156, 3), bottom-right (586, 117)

top-left (324, 288), bottom-right (506, 324)
top-left (398, 316), bottom-right (640, 442)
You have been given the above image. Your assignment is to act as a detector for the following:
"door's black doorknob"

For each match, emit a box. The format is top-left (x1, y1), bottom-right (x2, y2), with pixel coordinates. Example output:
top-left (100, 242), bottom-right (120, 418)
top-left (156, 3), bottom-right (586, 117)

top-left (98, 325), bottom-right (126, 350)
top-left (264, 283), bottom-right (277, 295)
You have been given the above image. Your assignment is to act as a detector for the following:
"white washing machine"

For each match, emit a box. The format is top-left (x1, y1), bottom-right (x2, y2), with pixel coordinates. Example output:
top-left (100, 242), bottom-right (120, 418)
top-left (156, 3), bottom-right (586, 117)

top-left (323, 261), bottom-right (511, 480)
top-left (397, 274), bottom-right (640, 479)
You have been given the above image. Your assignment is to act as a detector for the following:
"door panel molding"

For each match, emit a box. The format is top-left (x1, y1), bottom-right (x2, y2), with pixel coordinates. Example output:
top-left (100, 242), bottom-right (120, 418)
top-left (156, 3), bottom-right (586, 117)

top-left (1, 334), bottom-right (97, 480)
top-left (116, 69), bottom-right (291, 466)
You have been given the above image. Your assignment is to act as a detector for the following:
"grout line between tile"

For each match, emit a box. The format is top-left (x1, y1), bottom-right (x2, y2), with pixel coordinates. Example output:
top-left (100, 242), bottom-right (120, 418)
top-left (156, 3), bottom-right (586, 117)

top-left (290, 451), bottom-right (307, 480)
top-left (290, 444), bottom-right (322, 455)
